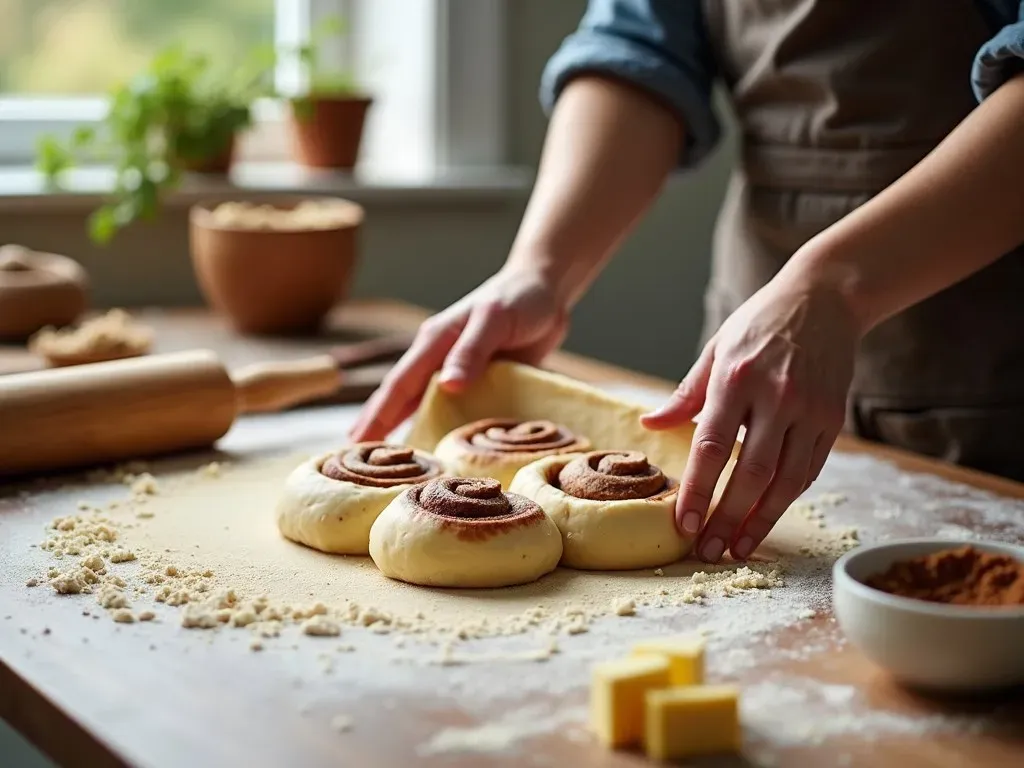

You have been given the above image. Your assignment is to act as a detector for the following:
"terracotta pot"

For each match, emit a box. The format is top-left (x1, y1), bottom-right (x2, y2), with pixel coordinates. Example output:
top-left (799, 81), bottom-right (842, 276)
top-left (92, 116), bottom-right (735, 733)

top-left (0, 244), bottom-right (89, 341)
top-left (289, 96), bottom-right (372, 170)
top-left (189, 197), bottom-right (364, 336)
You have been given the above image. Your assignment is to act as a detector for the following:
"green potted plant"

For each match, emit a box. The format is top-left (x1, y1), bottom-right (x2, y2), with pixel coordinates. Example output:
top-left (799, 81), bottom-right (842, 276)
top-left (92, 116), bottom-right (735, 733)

top-left (287, 18), bottom-right (372, 170)
top-left (37, 45), bottom-right (274, 244)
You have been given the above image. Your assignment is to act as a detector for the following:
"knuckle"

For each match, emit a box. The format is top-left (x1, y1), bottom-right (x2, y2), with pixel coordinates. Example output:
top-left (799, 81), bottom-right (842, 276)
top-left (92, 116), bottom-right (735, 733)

top-left (476, 298), bottom-right (506, 320)
top-left (735, 458), bottom-right (773, 482)
top-left (693, 435), bottom-right (732, 464)
top-left (417, 315), bottom-right (447, 341)
top-left (723, 358), bottom-right (755, 388)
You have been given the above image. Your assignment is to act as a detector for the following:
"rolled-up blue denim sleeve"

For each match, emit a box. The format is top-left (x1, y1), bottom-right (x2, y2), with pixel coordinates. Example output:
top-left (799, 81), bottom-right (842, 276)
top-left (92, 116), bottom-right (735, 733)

top-left (972, 17), bottom-right (1024, 101)
top-left (540, 0), bottom-right (720, 169)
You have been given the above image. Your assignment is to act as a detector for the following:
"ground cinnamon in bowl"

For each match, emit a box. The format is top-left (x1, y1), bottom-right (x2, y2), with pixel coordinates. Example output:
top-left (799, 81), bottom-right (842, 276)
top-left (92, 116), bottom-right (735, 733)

top-left (865, 545), bottom-right (1024, 607)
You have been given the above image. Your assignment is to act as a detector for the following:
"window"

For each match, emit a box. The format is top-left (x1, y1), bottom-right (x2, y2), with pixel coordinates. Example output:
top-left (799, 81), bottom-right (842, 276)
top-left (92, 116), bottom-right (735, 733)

top-left (0, 0), bottom-right (506, 175)
top-left (0, 0), bottom-right (275, 95)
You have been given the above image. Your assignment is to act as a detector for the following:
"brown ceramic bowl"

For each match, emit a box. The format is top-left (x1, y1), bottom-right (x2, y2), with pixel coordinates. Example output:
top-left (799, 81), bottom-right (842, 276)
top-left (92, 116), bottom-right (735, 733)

top-left (0, 244), bottom-right (89, 341)
top-left (189, 197), bottom-right (364, 336)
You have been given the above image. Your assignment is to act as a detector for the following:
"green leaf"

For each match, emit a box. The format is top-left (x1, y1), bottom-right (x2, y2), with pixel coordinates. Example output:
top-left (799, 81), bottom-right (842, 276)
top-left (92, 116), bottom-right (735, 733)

top-left (71, 126), bottom-right (96, 148)
top-left (88, 206), bottom-right (119, 245)
top-left (52, 35), bottom-right (280, 244)
top-left (290, 96), bottom-right (316, 121)
top-left (35, 135), bottom-right (74, 179)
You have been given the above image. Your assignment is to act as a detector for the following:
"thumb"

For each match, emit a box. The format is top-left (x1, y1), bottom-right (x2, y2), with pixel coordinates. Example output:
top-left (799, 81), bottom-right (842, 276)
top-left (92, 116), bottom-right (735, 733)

top-left (438, 303), bottom-right (508, 392)
top-left (641, 344), bottom-right (714, 429)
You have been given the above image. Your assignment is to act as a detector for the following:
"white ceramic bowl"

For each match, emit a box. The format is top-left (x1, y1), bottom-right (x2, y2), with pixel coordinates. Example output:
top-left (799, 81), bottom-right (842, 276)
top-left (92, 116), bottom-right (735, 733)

top-left (833, 538), bottom-right (1024, 692)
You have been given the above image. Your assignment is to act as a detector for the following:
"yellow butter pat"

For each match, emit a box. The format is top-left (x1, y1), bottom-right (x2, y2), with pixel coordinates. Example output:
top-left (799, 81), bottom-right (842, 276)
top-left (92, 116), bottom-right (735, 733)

top-left (631, 636), bottom-right (705, 685)
top-left (590, 656), bottom-right (670, 748)
top-left (644, 685), bottom-right (741, 761)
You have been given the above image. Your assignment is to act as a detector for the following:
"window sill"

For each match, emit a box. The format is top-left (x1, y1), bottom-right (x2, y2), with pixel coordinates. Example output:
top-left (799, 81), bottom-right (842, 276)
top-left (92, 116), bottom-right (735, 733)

top-left (0, 162), bottom-right (533, 211)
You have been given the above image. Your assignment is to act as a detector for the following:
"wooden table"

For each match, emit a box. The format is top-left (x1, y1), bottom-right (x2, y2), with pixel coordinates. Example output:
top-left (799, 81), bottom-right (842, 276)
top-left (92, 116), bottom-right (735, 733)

top-left (2, 300), bottom-right (1023, 768)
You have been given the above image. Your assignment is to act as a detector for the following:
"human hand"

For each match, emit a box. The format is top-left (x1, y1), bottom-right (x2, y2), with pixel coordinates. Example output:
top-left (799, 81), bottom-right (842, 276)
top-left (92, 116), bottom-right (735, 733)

top-left (349, 265), bottom-right (570, 442)
top-left (640, 276), bottom-right (862, 563)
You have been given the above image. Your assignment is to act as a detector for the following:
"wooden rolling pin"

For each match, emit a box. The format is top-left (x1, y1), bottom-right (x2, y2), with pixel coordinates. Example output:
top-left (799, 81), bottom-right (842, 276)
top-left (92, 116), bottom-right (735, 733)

top-left (0, 338), bottom-right (407, 478)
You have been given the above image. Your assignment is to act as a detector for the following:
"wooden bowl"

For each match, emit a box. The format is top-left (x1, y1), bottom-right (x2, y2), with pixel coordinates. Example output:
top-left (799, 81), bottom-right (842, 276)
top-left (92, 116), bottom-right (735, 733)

top-left (833, 538), bottom-right (1024, 692)
top-left (0, 244), bottom-right (89, 341)
top-left (189, 198), bottom-right (364, 336)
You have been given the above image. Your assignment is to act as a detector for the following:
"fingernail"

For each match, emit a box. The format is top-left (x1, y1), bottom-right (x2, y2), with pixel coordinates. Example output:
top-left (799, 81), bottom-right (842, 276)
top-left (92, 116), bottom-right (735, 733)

top-left (732, 536), bottom-right (755, 560)
top-left (681, 512), bottom-right (703, 535)
top-left (439, 367), bottom-right (465, 388)
top-left (700, 537), bottom-right (725, 563)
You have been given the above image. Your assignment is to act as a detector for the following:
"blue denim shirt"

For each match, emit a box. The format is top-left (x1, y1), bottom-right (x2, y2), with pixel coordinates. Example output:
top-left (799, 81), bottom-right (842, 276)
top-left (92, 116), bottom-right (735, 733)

top-left (541, 0), bottom-right (1024, 170)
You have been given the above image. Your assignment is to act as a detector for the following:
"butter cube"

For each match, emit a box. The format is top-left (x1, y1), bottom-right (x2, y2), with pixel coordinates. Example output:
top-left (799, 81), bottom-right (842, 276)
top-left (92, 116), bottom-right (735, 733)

top-left (644, 685), bottom-right (741, 761)
top-left (591, 656), bottom-right (670, 748)
top-left (631, 636), bottom-right (705, 685)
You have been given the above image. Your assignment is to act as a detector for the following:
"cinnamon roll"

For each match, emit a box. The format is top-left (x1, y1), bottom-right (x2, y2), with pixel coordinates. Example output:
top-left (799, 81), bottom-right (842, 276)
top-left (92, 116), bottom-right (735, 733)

top-left (509, 451), bottom-right (690, 570)
top-left (433, 418), bottom-right (591, 488)
top-left (276, 442), bottom-right (444, 555)
top-left (368, 477), bottom-right (563, 588)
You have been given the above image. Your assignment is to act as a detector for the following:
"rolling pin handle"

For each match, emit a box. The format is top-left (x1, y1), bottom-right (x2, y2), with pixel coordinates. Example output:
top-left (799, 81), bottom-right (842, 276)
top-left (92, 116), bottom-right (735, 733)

top-left (232, 355), bottom-right (341, 414)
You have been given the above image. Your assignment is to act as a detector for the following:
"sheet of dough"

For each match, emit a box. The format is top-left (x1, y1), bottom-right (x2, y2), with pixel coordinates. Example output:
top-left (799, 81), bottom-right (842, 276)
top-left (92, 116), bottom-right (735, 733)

top-left (406, 362), bottom-right (739, 508)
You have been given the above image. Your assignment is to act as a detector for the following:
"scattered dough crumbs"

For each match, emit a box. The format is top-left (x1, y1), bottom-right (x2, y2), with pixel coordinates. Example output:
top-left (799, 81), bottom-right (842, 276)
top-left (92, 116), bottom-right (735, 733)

top-left (51, 571), bottom-right (92, 595)
top-left (199, 461), bottom-right (225, 478)
top-left (25, 454), bottom-right (863, 652)
top-left (613, 598), bottom-right (636, 617)
top-left (112, 609), bottom-right (135, 623)
top-left (130, 473), bottom-right (159, 496)
top-left (303, 616), bottom-right (341, 637)
top-left (138, 611), bottom-right (155, 622)
top-left (97, 586), bottom-right (129, 610)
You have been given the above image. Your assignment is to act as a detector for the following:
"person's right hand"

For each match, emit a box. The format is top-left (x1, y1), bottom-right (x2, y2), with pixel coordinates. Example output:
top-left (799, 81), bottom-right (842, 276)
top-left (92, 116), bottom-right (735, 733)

top-left (349, 265), bottom-right (570, 442)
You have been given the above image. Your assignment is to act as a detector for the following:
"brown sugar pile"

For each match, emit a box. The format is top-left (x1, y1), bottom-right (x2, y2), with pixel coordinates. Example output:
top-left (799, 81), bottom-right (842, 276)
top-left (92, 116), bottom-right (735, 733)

top-left (866, 545), bottom-right (1024, 606)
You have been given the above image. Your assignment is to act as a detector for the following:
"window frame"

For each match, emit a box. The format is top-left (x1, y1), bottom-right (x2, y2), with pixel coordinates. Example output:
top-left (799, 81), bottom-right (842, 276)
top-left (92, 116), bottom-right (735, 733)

top-left (0, 0), bottom-right (506, 173)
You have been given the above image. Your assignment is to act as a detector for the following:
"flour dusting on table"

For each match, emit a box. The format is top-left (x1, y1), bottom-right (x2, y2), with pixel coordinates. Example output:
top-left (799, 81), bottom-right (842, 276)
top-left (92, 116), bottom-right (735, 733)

top-left (8, 403), bottom-right (1024, 761)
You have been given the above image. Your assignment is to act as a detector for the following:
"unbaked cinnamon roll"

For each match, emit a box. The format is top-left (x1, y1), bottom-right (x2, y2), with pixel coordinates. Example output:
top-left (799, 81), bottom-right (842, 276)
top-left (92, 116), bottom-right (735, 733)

top-left (509, 450), bottom-right (690, 570)
top-left (433, 418), bottom-right (591, 488)
top-left (276, 442), bottom-right (444, 555)
top-left (368, 476), bottom-right (563, 588)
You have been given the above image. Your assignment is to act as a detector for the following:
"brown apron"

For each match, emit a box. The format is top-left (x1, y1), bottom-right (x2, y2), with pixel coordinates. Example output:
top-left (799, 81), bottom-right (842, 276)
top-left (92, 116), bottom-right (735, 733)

top-left (700, 0), bottom-right (1024, 481)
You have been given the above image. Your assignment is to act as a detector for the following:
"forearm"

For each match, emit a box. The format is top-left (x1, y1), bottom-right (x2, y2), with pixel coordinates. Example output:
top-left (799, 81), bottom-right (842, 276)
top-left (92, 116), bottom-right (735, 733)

top-left (506, 76), bottom-right (684, 307)
top-left (786, 74), bottom-right (1024, 333)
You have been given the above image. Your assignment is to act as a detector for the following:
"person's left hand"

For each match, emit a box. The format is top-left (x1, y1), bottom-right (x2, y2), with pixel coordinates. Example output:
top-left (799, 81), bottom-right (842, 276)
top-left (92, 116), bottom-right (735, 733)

top-left (640, 274), bottom-right (862, 563)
